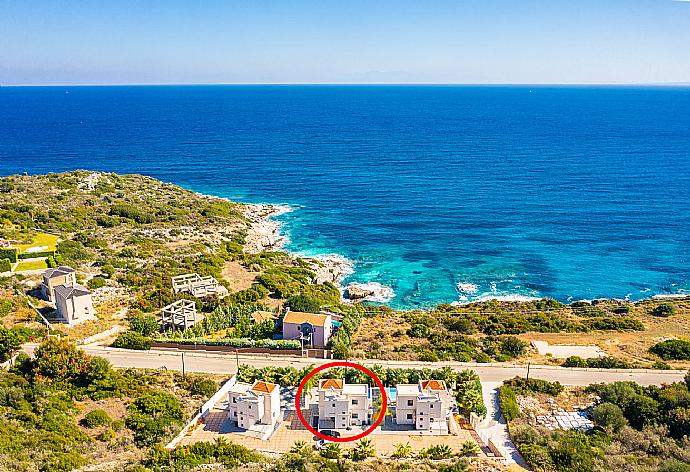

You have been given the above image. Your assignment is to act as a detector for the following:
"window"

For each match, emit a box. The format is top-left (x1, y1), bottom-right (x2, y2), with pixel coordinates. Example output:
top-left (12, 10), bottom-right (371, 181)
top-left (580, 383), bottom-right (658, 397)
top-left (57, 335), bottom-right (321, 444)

top-left (234, 412), bottom-right (237, 416)
top-left (352, 399), bottom-right (358, 405)
top-left (407, 400), bottom-right (414, 407)
top-left (352, 413), bottom-right (358, 419)
top-left (332, 403), bottom-right (336, 407)
top-left (406, 413), bottom-right (413, 420)
top-left (232, 397), bottom-right (236, 403)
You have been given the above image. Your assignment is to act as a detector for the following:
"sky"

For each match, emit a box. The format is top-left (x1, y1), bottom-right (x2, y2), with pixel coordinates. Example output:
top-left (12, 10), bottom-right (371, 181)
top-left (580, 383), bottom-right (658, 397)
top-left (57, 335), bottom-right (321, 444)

top-left (1, 0), bottom-right (690, 85)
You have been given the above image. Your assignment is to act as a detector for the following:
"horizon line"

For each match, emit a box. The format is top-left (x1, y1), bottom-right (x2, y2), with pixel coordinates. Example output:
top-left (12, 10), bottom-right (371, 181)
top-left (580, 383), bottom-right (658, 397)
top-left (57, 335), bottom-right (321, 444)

top-left (2, 81), bottom-right (690, 87)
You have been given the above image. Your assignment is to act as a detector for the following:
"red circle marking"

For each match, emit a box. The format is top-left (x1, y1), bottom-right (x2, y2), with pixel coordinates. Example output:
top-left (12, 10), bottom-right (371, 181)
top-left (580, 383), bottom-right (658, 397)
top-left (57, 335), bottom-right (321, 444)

top-left (295, 361), bottom-right (387, 443)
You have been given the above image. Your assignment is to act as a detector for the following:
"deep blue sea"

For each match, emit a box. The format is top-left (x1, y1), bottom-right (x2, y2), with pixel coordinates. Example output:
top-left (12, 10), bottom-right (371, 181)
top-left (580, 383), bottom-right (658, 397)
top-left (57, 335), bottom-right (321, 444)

top-left (2, 85), bottom-right (690, 308)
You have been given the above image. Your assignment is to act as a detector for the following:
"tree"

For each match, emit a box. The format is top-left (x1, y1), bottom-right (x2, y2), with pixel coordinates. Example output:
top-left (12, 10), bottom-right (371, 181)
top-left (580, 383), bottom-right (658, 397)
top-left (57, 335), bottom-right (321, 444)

top-left (126, 391), bottom-right (184, 446)
top-left (286, 294), bottom-right (321, 313)
top-left (33, 338), bottom-right (90, 384)
top-left (87, 276), bottom-right (106, 290)
top-left (591, 402), bottom-right (626, 432)
top-left (0, 327), bottom-right (29, 362)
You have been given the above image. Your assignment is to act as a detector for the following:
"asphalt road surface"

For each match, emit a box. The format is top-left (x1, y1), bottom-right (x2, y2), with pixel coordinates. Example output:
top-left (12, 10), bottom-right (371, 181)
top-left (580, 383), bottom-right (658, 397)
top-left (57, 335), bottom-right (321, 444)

top-left (22, 344), bottom-right (686, 386)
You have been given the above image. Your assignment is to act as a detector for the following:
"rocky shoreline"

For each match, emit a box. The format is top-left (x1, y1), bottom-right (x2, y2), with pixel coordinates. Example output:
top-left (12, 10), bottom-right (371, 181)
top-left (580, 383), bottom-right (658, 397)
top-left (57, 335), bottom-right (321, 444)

top-left (241, 203), bottom-right (292, 254)
top-left (241, 203), bottom-right (395, 303)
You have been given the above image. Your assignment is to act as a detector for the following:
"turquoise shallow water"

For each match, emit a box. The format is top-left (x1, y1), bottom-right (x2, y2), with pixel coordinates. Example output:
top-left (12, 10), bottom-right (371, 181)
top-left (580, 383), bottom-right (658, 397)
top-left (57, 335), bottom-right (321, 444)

top-left (2, 85), bottom-right (690, 308)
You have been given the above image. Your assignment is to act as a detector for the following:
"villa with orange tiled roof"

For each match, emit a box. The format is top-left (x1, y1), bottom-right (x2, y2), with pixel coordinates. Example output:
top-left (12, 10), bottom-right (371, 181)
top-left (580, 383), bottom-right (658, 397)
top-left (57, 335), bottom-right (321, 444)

top-left (395, 379), bottom-right (454, 431)
top-left (281, 309), bottom-right (332, 348)
top-left (317, 378), bottom-right (372, 430)
top-left (227, 380), bottom-right (281, 431)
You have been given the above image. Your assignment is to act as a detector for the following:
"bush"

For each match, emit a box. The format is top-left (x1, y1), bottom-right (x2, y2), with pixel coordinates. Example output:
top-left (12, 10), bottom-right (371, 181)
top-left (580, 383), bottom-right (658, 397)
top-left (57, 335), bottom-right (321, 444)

top-left (155, 337), bottom-right (300, 350)
top-left (109, 204), bottom-right (155, 224)
top-left (126, 391), bottom-right (184, 446)
top-left (81, 409), bottom-right (112, 428)
top-left (650, 339), bottom-right (690, 360)
top-left (0, 247), bottom-right (18, 263)
top-left (652, 304), bottom-right (675, 317)
top-left (583, 317), bottom-right (644, 331)
top-left (129, 312), bottom-right (159, 337)
top-left (499, 385), bottom-right (520, 421)
top-left (87, 276), bottom-right (106, 290)
top-left (189, 378), bottom-right (217, 397)
top-left (504, 377), bottom-right (564, 396)
top-left (562, 356), bottom-right (589, 368)
top-left (0, 299), bottom-right (12, 318)
top-left (591, 402), bottom-right (626, 432)
top-left (286, 294), bottom-right (321, 313)
top-left (113, 331), bottom-right (152, 350)
top-left (586, 356), bottom-right (631, 369)
top-left (0, 258), bottom-right (11, 272)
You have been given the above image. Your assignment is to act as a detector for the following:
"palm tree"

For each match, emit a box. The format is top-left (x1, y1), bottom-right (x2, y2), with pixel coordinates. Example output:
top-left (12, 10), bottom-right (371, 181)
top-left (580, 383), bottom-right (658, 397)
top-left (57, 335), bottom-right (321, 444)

top-left (459, 441), bottom-right (479, 457)
top-left (320, 443), bottom-right (341, 459)
top-left (290, 440), bottom-right (310, 455)
top-left (392, 442), bottom-right (413, 459)
top-left (426, 444), bottom-right (453, 460)
top-left (351, 438), bottom-right (375, 460)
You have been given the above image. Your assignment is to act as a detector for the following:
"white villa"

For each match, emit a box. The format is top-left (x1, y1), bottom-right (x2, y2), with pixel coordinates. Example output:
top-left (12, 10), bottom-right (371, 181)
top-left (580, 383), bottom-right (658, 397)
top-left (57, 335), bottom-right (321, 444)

top-left (54, 284), bottom-right (96, 325)
top-left (41, 266), bottom-right (77, 302)
top-left (395, 380), bottom-right (454, 431)
top-left (317, 378), bottom-right (372, 430)
top-left (227, 380), bottom-right (281, 431)
top-left (171, 273), bottom-right (228, 299)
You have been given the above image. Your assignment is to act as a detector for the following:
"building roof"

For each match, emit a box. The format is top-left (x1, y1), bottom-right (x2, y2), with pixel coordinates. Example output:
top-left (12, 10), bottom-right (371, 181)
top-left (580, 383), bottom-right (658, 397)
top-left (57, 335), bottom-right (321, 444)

top-left (283, 311), bottom-right (330, 327)
top-left (228, 382), bottom-right (252, 395)
top-left (251, 311), bottom-right (277, 323)
top-left (420, 380), bottom-right (447, 392)
top-left (319, 379), bottom-right (344, 390)
top-left (251, 380), bottom-right (278, 394)
top-left (44, 266), bottom-right (75, 279)
top-left (396, 384), bottom-right (421, 396)
top-left (343, 384), bottom-right (368, 395)
top-left (53, 284), bottom-right (91, 301)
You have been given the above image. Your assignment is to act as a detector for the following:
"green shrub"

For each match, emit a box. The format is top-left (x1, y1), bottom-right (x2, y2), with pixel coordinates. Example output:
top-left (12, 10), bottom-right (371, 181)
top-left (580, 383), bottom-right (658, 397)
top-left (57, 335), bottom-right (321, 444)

top-left (109, 203), bottom-right (155, 224)
top-left (81, 409), bottom-right (112, 428)
top-left (504, 377), bottom-right (564, 396)
top-left (585, 356), bottom-right (631, 369)
top-left (652, 304), bottom-right (675, 317)
top-left (562, 356), bottom-right (589, 368)
top-left (155, 337), bottom-right (299, 350)
top-left (0, 299), bottom-right (13, 318)
top-left (0, 248), bottom-right (18, 263)
top-left (650, 340), bottom-right (690, 360)
top-left (499, 385), bottom-right (520, 421)
top-left (286, 294), bottom-right (322, 313)
top-left (0, 258), bottom-right (11, 272)
top-left (189, 378), bottom-right (217, 397)
top-left (126, 391), bottom-right (184, 446)
top-left (591, 402), bottom-right (626, 432)
top-left (583, 317), bottom-right (644, 331)
top-left (87, 276), bottom-right (106, 290)
top-left (129, 312), bottom-right (159, 337)
top-left (113, 331), bottom-right (152, 350)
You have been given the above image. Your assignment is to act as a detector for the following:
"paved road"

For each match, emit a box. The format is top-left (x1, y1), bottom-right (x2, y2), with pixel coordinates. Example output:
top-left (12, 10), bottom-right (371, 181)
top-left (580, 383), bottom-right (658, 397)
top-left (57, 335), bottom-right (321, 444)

top-left (22, 343), bottom-right (687, 386)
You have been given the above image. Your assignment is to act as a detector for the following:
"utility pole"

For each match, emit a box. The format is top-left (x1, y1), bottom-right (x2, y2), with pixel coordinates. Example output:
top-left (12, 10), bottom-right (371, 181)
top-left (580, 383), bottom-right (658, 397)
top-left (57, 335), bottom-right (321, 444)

top-left (181, 351), bottom-right (186, 379)
top-left (526, 362), bottom-right (531, 381)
